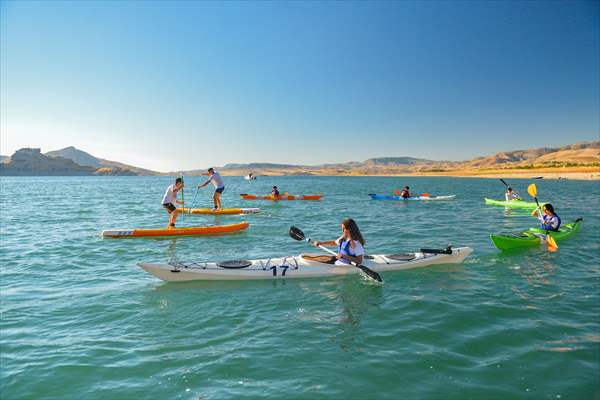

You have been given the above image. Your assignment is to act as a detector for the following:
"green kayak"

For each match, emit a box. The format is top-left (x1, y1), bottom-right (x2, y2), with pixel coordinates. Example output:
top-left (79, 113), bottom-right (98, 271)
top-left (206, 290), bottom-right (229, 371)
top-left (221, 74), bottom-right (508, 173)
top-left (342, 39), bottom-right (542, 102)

top-left (490, 218), bottom-right (583, 250)
top-left (484, 198), bottom-right (539, 209)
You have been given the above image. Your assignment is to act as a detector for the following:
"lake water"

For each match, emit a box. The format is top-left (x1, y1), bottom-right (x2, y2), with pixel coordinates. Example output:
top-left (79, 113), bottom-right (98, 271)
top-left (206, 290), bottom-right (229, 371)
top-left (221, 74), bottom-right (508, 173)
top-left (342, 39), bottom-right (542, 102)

top-left (1, 176), bottom-right (599, 399)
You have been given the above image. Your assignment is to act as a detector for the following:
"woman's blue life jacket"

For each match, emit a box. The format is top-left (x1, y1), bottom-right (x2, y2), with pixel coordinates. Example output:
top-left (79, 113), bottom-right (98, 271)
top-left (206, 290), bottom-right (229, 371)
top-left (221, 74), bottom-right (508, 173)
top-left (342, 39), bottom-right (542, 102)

top-left (541, 214), bottom-right (561, 231)
top-left (337, 239), bottom-right (359, 265)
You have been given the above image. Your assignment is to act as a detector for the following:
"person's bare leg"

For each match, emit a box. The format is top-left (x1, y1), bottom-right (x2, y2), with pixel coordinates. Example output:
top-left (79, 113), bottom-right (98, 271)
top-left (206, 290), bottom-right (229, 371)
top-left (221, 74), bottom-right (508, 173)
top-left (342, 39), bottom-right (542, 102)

top-left (169, 209), bottom-right (179, 228)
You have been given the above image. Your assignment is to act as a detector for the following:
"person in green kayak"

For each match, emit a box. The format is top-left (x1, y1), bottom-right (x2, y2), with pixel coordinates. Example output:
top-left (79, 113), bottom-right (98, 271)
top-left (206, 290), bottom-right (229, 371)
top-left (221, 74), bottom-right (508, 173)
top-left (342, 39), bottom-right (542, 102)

top-left (162, 177), bottom-right (184, 228)
top-left (313, 218), bottom-right (365, 266)
top-left (197, 168), bottom-right (225, 210)
top-left (505, 187), bottom-right (522, 201)
top-left (531, 203), bottom-right (561, 232)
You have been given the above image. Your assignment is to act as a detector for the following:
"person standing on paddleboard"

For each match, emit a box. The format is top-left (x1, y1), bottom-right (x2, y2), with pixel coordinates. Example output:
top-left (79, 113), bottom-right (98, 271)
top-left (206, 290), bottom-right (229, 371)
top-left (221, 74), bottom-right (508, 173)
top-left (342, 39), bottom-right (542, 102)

top-left (197, 168), bottom-right (225, 210)
top-left (313, 218), bottom-right (365, 266)
top-left (162, 177), bottom-right (184, 228)
top-left (505, 187), bottom-right (522, 201)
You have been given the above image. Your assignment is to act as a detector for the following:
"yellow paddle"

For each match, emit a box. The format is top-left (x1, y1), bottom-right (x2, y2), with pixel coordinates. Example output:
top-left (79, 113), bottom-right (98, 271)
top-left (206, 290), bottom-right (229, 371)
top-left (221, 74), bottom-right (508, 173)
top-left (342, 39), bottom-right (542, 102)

top-left (527, 183), bottom-right (558, 250)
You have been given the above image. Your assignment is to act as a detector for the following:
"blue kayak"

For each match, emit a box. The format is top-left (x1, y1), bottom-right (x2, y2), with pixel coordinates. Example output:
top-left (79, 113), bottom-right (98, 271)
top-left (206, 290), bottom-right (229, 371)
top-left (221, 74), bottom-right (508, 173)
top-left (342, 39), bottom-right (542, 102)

top-left (369, 194), bottom-right (456, 201)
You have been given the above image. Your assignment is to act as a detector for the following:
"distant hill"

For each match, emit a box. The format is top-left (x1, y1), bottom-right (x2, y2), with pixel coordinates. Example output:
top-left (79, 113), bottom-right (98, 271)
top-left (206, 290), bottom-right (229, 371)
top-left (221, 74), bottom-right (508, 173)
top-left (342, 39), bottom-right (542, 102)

top-left (45, 146), bottom-right (157, 175)
top-left (201, 141), bottom-right (599, 176)
top-left (462, 141), bottom-right (600, 169)
top-left (1, 141), bottom-right (597, 177)
top-left (0, 148), bottom-right (96, 176)
top-left (0, 148), bottom-right (138, 176)
top-left (45, 146), bottom-right (102, 168)
top-left (363, 157), bottom-right (432, 166)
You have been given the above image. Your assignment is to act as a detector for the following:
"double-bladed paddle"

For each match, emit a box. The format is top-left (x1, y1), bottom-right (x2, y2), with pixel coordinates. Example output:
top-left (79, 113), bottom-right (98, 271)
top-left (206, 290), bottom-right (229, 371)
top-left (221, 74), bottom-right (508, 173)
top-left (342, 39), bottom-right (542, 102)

top-left (288, 226), bottom-right (383, 283)
top-left (527, 183), bottom-right (558, 251)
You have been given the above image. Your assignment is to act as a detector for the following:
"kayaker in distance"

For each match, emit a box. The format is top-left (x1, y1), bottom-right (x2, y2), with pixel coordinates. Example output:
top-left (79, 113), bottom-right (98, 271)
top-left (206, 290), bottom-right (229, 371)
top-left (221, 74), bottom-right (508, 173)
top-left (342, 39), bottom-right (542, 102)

top-left (400, 186), bottom-right (411, 199)
top-left (314, 218), bottom-right (365, 266)
top-left (271, 186), bottom-right (280, 196)
top-left (505, 187), bottom-right (522, 201)
top-left (162, 177), bottom-right (184, 228)
top-left (531, 203), bottom-right (561, 231)
top-left (197, 168), bottom-right (225, 210)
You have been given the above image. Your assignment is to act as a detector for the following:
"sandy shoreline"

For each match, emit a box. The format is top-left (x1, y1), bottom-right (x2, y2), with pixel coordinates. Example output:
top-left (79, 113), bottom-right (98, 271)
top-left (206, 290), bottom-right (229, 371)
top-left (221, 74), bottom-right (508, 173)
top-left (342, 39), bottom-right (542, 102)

top-left (222, 167), bottom-right (600, 180)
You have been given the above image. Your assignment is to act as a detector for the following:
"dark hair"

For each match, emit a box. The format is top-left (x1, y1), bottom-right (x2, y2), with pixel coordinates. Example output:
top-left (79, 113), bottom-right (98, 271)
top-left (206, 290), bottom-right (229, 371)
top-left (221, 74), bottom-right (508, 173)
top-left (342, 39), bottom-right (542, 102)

top-left (404, 186), bottom-right (409, 189)
top-left (507, 187), bottom-right (513, 191)
top-left (175, 177), bottom-right (183, 184)
top-left (208, 168), bottom-right (214, 173)
top-left (543, 203), bottom-right (555, 214)
top-left (342, 218), bottom-right (365, 246)
top-left (273, 186), bottom-right (277, 189)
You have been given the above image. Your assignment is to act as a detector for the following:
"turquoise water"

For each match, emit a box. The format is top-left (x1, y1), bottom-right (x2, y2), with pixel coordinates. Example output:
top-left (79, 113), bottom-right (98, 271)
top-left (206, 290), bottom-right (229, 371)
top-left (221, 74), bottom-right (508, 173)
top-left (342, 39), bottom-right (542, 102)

top-left (1, 176), bottom-right (599, 399)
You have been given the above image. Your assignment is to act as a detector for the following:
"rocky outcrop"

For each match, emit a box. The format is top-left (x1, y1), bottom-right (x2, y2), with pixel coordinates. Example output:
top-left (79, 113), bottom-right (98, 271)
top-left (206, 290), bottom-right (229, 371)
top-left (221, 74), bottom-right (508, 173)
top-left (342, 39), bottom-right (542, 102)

top-left (0, 148), bottom-right (96, 176)
top-left (0, 148), bottom-right (146, 176)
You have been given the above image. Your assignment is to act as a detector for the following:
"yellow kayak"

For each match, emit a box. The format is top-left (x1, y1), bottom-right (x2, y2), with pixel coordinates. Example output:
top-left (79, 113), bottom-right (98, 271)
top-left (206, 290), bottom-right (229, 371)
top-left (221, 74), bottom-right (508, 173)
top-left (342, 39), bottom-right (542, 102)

top-left (177, 207), bottom-right (260, 215)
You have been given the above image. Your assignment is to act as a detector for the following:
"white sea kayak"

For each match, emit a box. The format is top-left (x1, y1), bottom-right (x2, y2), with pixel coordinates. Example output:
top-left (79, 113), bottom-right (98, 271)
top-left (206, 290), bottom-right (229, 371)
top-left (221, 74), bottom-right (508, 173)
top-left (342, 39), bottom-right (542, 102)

top-left (138, 246), bottom-right (473, 281)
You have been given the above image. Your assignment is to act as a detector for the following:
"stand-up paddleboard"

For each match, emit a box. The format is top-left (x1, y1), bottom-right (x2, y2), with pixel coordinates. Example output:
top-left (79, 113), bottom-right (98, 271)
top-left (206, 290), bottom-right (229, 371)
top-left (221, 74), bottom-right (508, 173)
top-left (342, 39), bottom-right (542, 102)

top-left (368, 194), bottom-right (455, 201)
top-left (102, 222), bottom-right (249, 238)
top-left (138, 246), bottom-right (473, 281)
top-left (177, 207), bottom-right (260, 215)
top-left (240, 194), bottom-right (323, 201)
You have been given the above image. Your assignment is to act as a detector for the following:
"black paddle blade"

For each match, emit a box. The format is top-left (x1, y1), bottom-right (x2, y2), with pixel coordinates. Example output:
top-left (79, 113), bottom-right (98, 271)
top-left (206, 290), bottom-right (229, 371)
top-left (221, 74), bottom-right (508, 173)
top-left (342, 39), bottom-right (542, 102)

top-left (357, 264), bottom-right (383, 282)
top-left (289, 226), bottom-right (306, 241)
top-left (421, 247), bottom-right (453, 255)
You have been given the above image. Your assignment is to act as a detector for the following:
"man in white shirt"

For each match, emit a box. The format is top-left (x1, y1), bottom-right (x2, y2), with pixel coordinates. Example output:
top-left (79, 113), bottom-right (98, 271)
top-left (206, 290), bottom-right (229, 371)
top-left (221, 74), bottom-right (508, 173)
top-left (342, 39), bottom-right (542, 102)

top-left (162, 177), bottom-right (184, 228)
top-left (505, 187), bottom-right (522, 201)
top-left (198, 168), bottom-right (225, 210)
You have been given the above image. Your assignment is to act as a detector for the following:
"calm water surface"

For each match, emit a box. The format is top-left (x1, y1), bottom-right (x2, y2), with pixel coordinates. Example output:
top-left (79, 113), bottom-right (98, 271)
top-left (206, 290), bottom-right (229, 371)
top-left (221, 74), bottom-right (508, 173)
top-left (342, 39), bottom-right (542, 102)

top-left (1, 176), bottom-right (599, 399)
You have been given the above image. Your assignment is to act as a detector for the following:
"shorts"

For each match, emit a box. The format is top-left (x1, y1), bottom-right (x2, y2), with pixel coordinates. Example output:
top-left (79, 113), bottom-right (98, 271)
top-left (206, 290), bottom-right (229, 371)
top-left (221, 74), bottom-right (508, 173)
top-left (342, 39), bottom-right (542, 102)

top-left (215, 187), bottom-right (225, 194)
top-left (163, 203), bottom-right (176, 213)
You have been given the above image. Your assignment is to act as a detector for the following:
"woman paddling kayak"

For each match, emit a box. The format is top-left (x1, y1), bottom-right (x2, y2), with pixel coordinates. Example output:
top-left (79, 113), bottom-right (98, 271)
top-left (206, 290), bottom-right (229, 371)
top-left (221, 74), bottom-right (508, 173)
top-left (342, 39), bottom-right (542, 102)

top-left (313, 219), bottom-right (365, 266)
top-left (531, 203), bottom-right (561, 232)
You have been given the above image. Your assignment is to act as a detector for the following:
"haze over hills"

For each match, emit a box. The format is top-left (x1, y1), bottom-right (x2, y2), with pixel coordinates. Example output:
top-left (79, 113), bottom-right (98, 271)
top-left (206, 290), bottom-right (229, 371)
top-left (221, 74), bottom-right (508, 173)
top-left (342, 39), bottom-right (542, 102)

top-left (0, 141), bottom-right (598, 177)
top-left (45, 146), bottom-right (157, 175)
top-left (189, 141), bottom-right (599, 176)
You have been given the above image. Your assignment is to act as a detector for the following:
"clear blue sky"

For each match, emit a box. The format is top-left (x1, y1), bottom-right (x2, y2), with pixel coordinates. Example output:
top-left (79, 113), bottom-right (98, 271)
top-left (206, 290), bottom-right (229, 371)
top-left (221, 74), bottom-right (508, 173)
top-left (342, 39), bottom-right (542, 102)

top-left (1, 0), bottom-right (598, 172)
